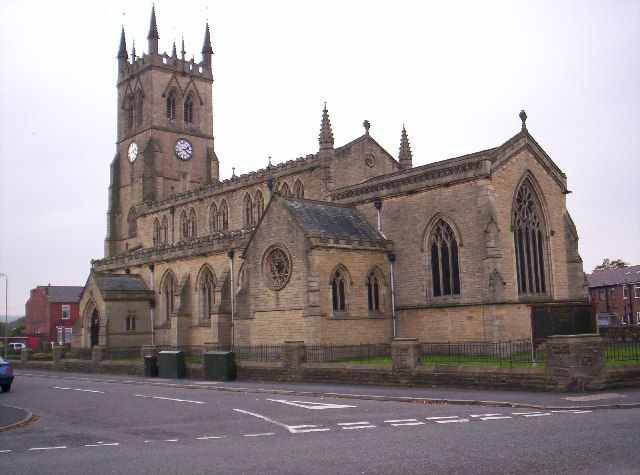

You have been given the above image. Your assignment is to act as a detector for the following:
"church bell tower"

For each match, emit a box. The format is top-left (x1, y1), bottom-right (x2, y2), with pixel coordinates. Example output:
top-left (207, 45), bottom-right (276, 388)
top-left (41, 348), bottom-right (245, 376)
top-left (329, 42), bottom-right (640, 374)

top-left (105, 7), bottom-right (219, 257)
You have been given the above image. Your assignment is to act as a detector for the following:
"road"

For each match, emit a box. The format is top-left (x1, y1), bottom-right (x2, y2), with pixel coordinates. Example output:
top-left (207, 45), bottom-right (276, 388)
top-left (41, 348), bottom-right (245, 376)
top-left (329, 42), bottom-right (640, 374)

top-left (1, 372), bottom-right (639, 474)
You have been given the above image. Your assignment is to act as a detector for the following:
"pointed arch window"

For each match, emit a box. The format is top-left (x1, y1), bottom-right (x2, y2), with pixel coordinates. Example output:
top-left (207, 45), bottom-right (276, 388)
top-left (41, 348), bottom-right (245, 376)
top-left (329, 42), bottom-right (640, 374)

top-left (161, 215), bottom-right (169, 243)
top-left (198, 266), bottom-right (216, 322)
top-left (367, 271), bottom-right (380, 311)
top-left (513, 180), bottom-right (547, 294)
top-left (255, 191), bottom-right (265, 221)
top-left (220, 200), bottom-right (229, 230)
top-left (189, 208), bottom-right (197, 238)
top-left (293, 179), bottom-right (304, 198)
top-left (162, 272), bottom-right (177, 323)
top-left (135, 92), bottom-right (144, 125)
top-left (209, 202), bottom-right (219, 232)
top-left (331, 269), bottom-right (347, 311)
top-left (243, 193), bottom-right (253, 226)
top-left (166, 91), bottom-right (176, 120)
top-left (184, 95), bottom-right (194, 124)
top-left (153, 218), bottom-right (161, 246)
top-left (127, 207), bottom-right (137, 238)
top-left (180, 210), bottom-right (189, 239)
top-left (429, 219), bottom-right (460, 297)
top-left (280, 182), bottom-right (291, 197)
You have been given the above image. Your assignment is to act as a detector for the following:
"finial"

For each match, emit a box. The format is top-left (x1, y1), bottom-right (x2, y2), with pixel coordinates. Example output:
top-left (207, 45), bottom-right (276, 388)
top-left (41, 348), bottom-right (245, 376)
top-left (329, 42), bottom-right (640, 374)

top-left (232, 166), bottom-right (236, 178)
top-left (181, 37), bottom-right (186, 59)
top-left (172, 40), bottom-right (177, 57)
top-left (268, 156), bottom-right (272, 167)
top-left (319, 103), bottom-right (334, 150)
top-left (363, 120), bottom-right (371, 134)
top-left (148, 4), bottom-right (159, 40)
top-left (117, 26), bottom-right (128, 60)
top-left (519, 110), bottom-right (527, 130)
top-left (202, 23), bottom-right (213, 69)
top-left (131, 39), bottom-right (136, 62)
top-left (398, 124), bottom-right (413, 170)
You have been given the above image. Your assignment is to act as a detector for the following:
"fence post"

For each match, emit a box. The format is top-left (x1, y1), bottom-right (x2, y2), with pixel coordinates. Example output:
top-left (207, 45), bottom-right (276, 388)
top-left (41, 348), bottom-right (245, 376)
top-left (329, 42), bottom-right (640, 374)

top-left (52, 346), bottom-right (64, 365)
top-left (391, 338), bottom-right (420, 374)
top-left (92, 345), bottom-right (106, 364)
top-left (20, 348), bottom-right (30, 363)
top-left (283, 341), bottom-right (306, 372)
top-left (546, 334), bottom-right (605, 391)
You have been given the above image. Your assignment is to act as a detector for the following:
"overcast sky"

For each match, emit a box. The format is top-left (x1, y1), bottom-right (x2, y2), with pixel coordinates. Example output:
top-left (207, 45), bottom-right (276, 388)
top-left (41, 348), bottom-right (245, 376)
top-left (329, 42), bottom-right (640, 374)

top-left (0, 0), bottom-right (638, 315)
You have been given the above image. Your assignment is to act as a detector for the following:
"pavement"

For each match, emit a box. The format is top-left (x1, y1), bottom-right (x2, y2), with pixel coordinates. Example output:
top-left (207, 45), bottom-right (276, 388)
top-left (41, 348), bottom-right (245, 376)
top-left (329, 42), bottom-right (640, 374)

top-left (1, 367), bottom-right (639, 431)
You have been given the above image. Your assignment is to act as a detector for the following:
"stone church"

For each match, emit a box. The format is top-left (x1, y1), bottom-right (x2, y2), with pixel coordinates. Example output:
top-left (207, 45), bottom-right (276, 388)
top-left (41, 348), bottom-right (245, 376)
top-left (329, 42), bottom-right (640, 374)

top-left (75, 8), bottom-right (588, 349)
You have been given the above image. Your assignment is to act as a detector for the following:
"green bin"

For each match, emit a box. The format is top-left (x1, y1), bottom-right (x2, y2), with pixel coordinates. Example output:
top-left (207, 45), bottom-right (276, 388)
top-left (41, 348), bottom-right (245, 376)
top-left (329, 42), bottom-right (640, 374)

top-left (158, 350), bottom-right (186, 379)
top-left (204, 351), bottom-right (236, 381)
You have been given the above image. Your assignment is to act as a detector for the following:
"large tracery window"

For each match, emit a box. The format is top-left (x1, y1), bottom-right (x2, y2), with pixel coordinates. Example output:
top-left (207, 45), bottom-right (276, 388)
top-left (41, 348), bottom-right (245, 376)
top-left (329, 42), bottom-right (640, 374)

top-left (367, 271), bottom-right (380, 311)
top-left (255, 191), bottom-right (265, 221)
top-left (513, 180), bottom-right (547, 294)
top-left (331, 268), bottom-right (347, 311)
top-left (293, 179), bottom-right (304, 198)
top-left (263, 247), bottom-right (292, 290)
top-left (430, 219), bottom-right (460, 297)
top-left (280, 182), bottom-right (291, 197)
top-left (184, 95), bottom-right (194, 124)
top-left (199, 266), bottom-right (216, 322)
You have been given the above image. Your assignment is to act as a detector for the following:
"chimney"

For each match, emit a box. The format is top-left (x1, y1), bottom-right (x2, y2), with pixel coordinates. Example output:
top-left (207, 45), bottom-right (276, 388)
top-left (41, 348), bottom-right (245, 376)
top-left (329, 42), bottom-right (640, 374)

top-left (45, 284), bottom-right (51, 296)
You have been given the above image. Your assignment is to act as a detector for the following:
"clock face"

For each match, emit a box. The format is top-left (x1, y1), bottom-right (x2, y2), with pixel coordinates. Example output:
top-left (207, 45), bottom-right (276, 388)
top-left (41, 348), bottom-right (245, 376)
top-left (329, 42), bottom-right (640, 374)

top-left (175, 138), bottom-right (193, 161)
top-left (127, 141), bottom-right (138, 163)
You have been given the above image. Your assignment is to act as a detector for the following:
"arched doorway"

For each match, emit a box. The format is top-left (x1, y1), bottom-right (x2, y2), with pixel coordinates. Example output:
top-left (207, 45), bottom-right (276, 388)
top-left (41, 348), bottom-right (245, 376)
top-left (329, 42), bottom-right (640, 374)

top-left (90, 309), bottom-right (100, 347)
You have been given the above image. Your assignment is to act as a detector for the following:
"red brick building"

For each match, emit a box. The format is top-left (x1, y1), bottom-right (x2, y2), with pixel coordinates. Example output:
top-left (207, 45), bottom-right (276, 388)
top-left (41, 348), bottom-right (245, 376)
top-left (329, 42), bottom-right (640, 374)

top-left (587, 265), bottom-right (640, 327)
top-left (25, 285), bottom-right (84, 346)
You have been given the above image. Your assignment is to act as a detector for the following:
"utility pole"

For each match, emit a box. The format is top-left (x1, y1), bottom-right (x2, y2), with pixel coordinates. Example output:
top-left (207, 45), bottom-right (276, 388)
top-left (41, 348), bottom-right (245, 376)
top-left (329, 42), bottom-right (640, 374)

top-left (0, 273), bottom-right (7, 359)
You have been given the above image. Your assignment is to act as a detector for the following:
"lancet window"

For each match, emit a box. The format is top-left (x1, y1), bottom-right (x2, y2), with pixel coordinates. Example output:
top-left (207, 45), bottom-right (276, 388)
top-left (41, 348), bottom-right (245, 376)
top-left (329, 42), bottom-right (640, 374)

top-left (429, 219), bottom-right (460, 297)
top-left (331, 268), bottom-right (347, 311)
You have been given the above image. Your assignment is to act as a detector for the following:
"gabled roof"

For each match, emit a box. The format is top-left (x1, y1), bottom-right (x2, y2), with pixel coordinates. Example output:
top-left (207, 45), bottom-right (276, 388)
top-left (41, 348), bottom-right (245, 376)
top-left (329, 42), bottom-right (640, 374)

top-left (94, 273), bottom-right (149, 292)
top-left (280, 197), bottom-right (384, 240)
top-left (42, 286), bottom-right (84, 303)
top-left (587, 265), bottom-right (640, 287)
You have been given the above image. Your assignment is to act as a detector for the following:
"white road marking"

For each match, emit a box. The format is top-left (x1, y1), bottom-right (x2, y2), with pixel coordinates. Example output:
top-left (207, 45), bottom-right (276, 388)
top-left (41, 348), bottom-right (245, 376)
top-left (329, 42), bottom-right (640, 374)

top-left (563, 393), bottom-right (625, 402)
top-left (512, 412), bottom-right (551, 417)
top-left (479, 416), bottom-right (513, 420)
top-left (233, 408), bottom-right (330, 434)
top-left (29, 446), bottom-right (67, 451)
top-left (0, 450), bottom-right (12, 453)
top-left (426, 416), bottom-right (460, 420)
top-left (133, 394), bottom-right (203, 404)
top-left (385, 419), bottom-right (417, 423)
top-left (244, 433), bottom-right (274, 437)
top-left (436, 419), bottom-right (469, 424)
top-left (85, 443), bottom-right (119, 447)
top-left (53, 387), bottom-right (104, 394)
top-left (266, 399), bottom-right (356, 410)
top-left (470, 414), bottom-right (503, 418)
top-left (551, 410), bottom-right (593, 414)
top-left (196, 436), bottom-right (226, 440)
top-left (338, 422), bottom-right (376, 430)
top-left (385, 418), bottom-right (425, 426)
top-left (164, 439), bottom-right (178, 442)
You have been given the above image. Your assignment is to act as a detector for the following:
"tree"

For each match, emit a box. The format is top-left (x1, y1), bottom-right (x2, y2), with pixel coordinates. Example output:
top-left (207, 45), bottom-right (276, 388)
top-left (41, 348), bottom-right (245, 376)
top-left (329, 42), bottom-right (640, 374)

top-left (593, 258), bottom-right (629, 271)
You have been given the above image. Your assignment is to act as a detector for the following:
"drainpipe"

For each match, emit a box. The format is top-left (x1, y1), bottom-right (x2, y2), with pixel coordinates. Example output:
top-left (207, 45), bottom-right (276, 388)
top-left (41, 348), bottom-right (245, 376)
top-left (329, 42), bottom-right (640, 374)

top-left (388, 252), bottom-right (397, 338)
top-left (373, 197), bottom-right (385, 238)
top-left (228, 249), bottom-right (235, 348)
top-left (149, 264), bottom-right (155, 346)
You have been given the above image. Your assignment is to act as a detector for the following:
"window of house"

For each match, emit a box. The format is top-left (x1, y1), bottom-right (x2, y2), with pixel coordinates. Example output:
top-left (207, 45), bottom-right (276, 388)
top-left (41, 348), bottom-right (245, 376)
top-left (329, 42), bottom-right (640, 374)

top-left (513, 180), bottom-right (546, 294)
top-left (623, 286), bottom-right (628, 299)
top-left (599, 288), bottom-right (605, 300)
top-left (166, 92), bottom-right (176, 120)
top-left (611, 288), bottom-right (615, 300)
top-left (64, 327), bottom-right (73, 343)
top-left (637, 312), bottom-right (640, 324)
top-left (635, 286), bottom-right (640, 299)
top-left (331, 269), bottom-right (347, 311)
top-left (430, 219), bottom-right (460, 297)
top-left (61, 305), bottom-right (71, 319)
top-left (367, 271), bottom-right (380, 311)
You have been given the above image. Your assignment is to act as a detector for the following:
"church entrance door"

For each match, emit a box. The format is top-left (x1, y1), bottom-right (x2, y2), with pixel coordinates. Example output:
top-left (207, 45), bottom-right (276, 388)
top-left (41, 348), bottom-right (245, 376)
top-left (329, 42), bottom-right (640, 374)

top-left (90, 310), bottom-right (100, 347)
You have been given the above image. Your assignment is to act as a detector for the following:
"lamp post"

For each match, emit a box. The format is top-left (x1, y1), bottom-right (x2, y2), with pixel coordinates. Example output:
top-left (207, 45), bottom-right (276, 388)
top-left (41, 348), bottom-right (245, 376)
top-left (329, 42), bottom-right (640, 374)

top-left (0, 273), bottom-right (7, 359)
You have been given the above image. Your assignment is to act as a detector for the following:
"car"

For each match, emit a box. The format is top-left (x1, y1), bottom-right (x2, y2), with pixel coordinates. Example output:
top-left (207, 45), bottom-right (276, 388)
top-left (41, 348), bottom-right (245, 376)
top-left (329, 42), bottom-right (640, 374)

top-left (8, 342), bottom-right (26, 351)
top-left (0, 356), bottom-right (13, 392)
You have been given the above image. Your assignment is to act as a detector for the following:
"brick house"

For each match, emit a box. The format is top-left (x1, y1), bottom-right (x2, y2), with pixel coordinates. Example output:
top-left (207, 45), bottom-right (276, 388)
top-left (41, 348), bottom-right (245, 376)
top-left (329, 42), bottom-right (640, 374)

top-left (25, 285), bottom-right (84, 345)
top-left (587, 265), bottom-right (640, 326)
top-left (75, 8), bottom-right (589, 349)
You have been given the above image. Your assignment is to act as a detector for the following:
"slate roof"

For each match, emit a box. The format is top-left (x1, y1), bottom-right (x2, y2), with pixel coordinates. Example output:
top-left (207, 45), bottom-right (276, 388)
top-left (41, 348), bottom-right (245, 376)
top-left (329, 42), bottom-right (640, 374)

top-left (44, 286), bottom-right (84, 303)
top-left (587, 265), bottom-right (640, 287)
top-left (281, 197), bottom-right (384, 240)
top-left (94, 273), bottom-right (149, 292)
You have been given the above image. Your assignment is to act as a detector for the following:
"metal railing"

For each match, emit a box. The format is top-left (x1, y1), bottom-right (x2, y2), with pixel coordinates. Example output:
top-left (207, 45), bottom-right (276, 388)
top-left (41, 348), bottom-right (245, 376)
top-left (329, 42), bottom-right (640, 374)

top-left (66, 348), bottom-right (93, 360)
top-left (232, 345), bottom-right (283, 362)
top-left (306, 344), bottom-right (391, 363)
top-left (30, 349), bottom-right (54, 361)
top-left (104, 347), bottom-right (141, 361)
top-left (603, 340), bottom-right (640, 364)
top-left (421, 340), bottom-right (546, 366)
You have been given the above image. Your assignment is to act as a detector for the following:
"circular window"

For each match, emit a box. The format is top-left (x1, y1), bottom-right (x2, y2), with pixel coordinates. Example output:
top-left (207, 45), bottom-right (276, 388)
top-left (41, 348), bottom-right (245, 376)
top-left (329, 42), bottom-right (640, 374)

top-left (263, 246), bottom-right (292, 290)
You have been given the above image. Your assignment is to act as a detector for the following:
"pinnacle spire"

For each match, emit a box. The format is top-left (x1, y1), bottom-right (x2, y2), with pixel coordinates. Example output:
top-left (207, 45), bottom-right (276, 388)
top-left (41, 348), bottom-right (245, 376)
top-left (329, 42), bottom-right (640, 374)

top-left (202, 23), bottom-right (213, 70)
top-left (398, 124), bottom-right (413, 170)
top-left (319, 103), bottom-right (334, 150)
top-left (148, 5), bottom-right (159, 40)
top-left (117, 27), bottom-right (128, 60)
top-left (172, 40), bottom-right (177, 57)
top-left (147, 5), bottom-right (159, 55)
top-left (131, 39), bottom-right (136, 63)
top-left (181, 37), bottom-right (186, 60)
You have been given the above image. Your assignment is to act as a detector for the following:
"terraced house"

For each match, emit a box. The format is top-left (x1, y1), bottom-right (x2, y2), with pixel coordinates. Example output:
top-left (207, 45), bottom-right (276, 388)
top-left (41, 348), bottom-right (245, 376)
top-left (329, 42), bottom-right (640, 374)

top-left (74, 8), bottom-right (589, 350)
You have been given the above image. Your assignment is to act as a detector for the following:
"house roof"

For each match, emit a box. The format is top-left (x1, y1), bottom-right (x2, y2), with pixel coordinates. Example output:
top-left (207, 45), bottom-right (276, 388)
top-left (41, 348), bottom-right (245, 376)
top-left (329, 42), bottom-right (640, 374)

top-left (281, 197), bottom-right (384, 240)
top-left (43, 286), bottom-right (84, 303)
top-left (94, 273), bottom-right (149, 292)
top-left (587, 265), bottom-right (640, 287)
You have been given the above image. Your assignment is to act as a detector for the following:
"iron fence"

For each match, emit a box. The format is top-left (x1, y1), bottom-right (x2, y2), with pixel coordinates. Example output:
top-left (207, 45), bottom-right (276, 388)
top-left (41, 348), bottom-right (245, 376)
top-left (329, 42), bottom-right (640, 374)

top-left (420, 340), bottom-right (546, 366)
top-left (66, 348), bottom-right (93, 360)
top-left (30, 349), bottom-right (54, 361)
top-left (604, 340), bottom-right (640, 364)
top-left (104, 347), bottom-right (141, 361)
top-left (232, 345), bottom-right (283, 362)
top-left (306, 344), bottom-right (391, 363)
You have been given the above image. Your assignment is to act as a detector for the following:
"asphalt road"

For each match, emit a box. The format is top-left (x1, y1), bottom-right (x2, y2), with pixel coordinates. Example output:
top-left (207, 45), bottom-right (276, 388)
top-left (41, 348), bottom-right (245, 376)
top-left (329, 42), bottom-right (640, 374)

top-left (1, 373), bottom-right (639, 474)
